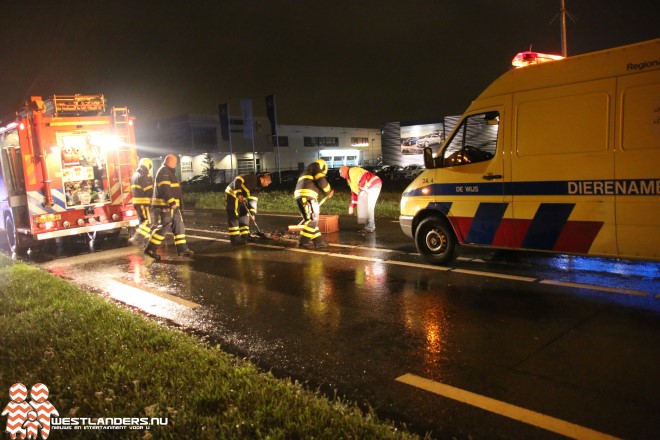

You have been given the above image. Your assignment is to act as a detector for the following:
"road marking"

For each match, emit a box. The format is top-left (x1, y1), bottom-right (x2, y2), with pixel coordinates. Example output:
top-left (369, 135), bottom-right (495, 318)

top-left (187, 234), bottom-right (230, 243)
top-left (386, 260), bottom-right (451, 271)
top-left (395, 373), bottom-right (620, 440)
top-left (539, 280), bottom-right (649, 297)
top-left (290, 248), bottom-right (330, 255)
top-left (453, 268), bottom-right (537, 282)
top-left (109, 277), bottom-right (201, 309)
top-left (186, 230), bottom-right (657, 299)
top-left (327, 243), bottom-right (360, 249)
top-left (326, 253), bottom-right (382, 263)
top-left (188, 228), bottom-right (401, 253)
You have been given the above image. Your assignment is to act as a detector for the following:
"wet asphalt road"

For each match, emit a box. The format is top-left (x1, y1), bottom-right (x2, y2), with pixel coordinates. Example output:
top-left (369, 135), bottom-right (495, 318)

top-left (24, 210), bottom-right (660, 439)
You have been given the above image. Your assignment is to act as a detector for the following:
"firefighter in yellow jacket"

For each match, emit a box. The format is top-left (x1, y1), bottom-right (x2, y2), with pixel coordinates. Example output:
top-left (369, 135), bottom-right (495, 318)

top-left (144, 154), bottom-right (194, 260)
top-left (225, 172), bottom-right (272, 245)
top-left (128, 158), bottom-right (154, 246)
top-left (294, 159), bottom-right (334, 249)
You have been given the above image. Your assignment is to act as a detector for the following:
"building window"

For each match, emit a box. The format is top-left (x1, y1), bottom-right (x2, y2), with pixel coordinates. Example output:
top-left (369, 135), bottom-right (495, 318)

top-left (271, 135), bottom-right (289, 146)
top-left (238, 158), bottom-right (260, 174)
top-left (304, 136), bottom-right (339, 147)
top-left (351, 137), bottom-right (369, 146)
top-left (192, 127), bottom-right (217, 148)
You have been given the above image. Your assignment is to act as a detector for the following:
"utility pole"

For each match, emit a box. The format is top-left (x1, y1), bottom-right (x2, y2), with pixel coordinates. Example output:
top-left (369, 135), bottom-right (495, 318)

top-left (560, 0), bottom-right (568, 57)
top-left (554, 0), bottom-right (576, 57)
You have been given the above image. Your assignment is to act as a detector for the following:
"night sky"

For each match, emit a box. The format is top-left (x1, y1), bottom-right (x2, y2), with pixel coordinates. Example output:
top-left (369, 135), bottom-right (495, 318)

top-left (1, 1), bottom-right (657, 128)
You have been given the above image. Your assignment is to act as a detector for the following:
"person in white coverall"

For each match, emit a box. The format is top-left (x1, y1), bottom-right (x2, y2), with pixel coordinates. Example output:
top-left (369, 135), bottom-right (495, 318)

top-left (339, 166), bottom-right (382, 232)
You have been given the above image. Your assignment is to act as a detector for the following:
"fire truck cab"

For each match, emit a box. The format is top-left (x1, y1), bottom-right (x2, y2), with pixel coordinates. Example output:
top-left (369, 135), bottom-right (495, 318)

top-left (0, 94), bottom-right (139, 253)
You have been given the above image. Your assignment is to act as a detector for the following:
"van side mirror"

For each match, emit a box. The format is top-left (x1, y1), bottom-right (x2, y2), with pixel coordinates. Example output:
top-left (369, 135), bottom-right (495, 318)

top-left (423, 147), bottom-right (436, 169)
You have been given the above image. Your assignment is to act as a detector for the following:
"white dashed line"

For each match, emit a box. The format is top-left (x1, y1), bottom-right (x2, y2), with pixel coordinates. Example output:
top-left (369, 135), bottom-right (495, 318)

top-left (539, 280), bottom-right (649, 297)
top-left (108, 277), bottom-right (201, 309)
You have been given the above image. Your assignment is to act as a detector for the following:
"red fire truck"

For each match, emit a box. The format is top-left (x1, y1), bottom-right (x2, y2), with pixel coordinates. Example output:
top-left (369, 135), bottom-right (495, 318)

top-left (0, 94), bottom-right (140, 253)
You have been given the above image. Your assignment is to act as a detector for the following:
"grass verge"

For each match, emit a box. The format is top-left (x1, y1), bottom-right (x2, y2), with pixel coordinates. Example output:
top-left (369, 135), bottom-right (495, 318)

top-left (0, 255), bottom-right (420, 439)
top-left (184, 190), bottom-right (402, 218)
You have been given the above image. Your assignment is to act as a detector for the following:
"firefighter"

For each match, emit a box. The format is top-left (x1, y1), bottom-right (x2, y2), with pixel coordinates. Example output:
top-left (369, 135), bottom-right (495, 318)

top-left (144, 154), bottom-right (194, 260)
top-left (339, 166), bottom-right (382, 232)
top-left (294, 159), bottom-right (334, 249)
top-left (225, 172), bottom-right (272, 245)
top-left (128, 158), bottom-right (154, 246)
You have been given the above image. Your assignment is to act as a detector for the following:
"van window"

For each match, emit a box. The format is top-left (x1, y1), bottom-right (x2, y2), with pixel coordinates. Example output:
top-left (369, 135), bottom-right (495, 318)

top-left (441, 112), bottom-right (498, 167)
top-left (621, 83), bottom-right (660, 151)
top-left (516, 91), bottom-right (609, 155)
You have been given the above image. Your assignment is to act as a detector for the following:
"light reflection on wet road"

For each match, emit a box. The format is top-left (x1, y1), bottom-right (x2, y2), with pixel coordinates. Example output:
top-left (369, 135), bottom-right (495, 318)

top-left (25, 212), bottom-right (660, 439)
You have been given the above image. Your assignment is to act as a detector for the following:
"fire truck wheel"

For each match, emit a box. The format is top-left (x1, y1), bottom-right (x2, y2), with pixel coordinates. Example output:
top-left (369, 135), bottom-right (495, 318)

top-left (4, 214), bottom-right (24, 255)
top-left (414, 216), bottom-right (457, 265)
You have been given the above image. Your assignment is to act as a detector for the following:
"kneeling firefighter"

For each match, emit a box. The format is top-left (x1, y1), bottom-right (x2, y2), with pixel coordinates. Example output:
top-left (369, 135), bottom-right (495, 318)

top-left (225, 172), bottom-right (272, 245)
top-left (294, 159), bottom-right (334, 249)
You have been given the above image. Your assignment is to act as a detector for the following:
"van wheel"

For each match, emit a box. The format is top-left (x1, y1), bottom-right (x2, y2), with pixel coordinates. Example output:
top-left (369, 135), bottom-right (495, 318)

top-left (415, 216), bottom-right (457, 265)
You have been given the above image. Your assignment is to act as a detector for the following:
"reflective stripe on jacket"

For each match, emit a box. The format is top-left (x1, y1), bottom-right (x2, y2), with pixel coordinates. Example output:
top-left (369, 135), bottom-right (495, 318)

top-left (294, 160), bottom-right (331, 199)
top-left (130, 165), bottom-right (153, 205)
top-left (225, 173), bottom-right (263, 213)
top-left (152, 164), bottom-right (182, 208)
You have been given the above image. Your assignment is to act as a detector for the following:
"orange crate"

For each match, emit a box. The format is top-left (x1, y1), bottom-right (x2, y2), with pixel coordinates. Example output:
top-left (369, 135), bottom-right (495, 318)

top-left (318, 214), bottom-right (339, 233)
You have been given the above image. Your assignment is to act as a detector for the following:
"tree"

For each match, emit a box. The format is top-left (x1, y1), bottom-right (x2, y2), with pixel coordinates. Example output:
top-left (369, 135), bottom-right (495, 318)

top-left (202, 153), bottom-right (218, 183)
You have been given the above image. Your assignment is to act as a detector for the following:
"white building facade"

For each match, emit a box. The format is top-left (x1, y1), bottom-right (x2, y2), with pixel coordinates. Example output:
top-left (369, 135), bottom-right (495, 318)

top-left (136, 114), bottom-right (382, 182)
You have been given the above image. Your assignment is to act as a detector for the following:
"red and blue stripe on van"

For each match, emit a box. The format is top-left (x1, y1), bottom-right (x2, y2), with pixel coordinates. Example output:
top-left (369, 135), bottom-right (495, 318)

top-left (425, 201), bottom-right (603, 253)
top-left (407, 179), bottom-right (607, 253)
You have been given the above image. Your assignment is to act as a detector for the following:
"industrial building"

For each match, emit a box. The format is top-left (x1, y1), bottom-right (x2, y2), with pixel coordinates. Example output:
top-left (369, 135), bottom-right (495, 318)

top-left (136, 113), bottom-right (382, 183)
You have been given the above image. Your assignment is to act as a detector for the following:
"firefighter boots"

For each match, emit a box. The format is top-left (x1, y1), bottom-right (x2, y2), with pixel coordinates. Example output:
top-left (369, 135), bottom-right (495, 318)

top-left (230, 236), bottom-right (247, 246)
top-left (298, 239), bottom-right (328, 249)
top-left (128, 232), bottom-right (147, 246)
top-left (178, 248), bottom-right (194, 257)
top-left (144, 247), bottom-right (161, 261)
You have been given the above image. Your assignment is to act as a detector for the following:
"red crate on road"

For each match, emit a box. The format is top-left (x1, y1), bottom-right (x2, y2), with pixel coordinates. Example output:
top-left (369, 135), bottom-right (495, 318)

top-left (318, 215), bottom-right (339, 233)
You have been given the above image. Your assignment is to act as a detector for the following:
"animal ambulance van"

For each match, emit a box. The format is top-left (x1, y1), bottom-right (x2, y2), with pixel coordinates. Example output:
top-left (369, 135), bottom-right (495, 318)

top-left (400, 38), bottom-right (660, 264)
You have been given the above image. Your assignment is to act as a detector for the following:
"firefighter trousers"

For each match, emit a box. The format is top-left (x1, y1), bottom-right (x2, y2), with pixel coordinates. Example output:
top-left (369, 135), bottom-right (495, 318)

top-left (296, 197), bottom-right (323, 245)
top-left (225, 195), bottom-right (250, 244)
top-left (146, 207), bottom-right (190, 253)
top-left (132, 204), bottom-right (154, 239)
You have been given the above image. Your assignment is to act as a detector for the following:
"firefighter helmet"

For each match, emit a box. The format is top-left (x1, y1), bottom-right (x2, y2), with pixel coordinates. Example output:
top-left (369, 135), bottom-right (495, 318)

top-left (314, 159), bottom-right (328, 175)
top-left (138, 158), bottom-right (152, 171)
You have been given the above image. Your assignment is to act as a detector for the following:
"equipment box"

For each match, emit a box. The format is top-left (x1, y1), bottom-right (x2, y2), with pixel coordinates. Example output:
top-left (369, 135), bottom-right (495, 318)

top-left (318, 215), bottom-right (339, 233)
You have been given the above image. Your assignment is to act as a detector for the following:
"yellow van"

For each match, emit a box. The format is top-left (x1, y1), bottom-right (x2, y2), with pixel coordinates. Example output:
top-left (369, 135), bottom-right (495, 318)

top-left (400, 38), bottom-right (660, 264)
